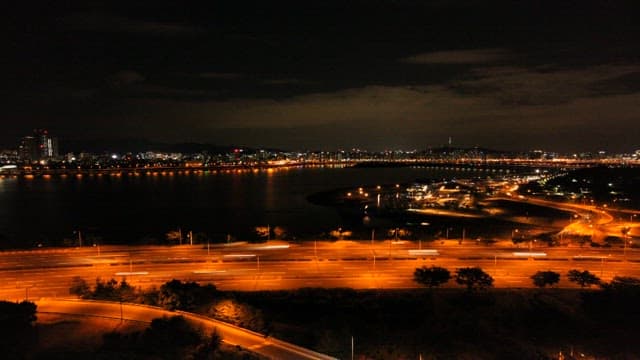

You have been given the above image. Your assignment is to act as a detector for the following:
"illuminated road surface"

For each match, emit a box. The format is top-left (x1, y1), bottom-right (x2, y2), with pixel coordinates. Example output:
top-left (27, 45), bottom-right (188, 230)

top-left (36, 298), bottom-right (337, 360)
top-left (3, 241), bottom-right (640, 301)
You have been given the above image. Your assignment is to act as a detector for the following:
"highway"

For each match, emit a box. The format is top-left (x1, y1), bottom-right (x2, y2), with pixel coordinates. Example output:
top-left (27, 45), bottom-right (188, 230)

top-left (36, 298), bottom-right (337, 360)
top-left (3, 240), bottom-right (640, 301)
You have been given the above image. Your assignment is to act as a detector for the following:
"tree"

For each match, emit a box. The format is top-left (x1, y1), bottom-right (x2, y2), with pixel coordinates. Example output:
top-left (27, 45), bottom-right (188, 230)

top-left (69, 276), bottom-right (90, 297)
top-left (101, 315), bottom-right (217, 359)
top-left (93, 278), bottom-right (120, 300)
top-left (531, 271), bottom-right (560, 288)
top-left (255, 226), bottom-right (270, 240)
top-left (455, 267), bottom-right (494, 291)
top-left (166, 229), bottom-right (182, 244)
top-left (0, 301), bottom-right (37, 357)
top-left (273, 226), bottom-right (287, 239)
top-left (209, 299), bottom-right (267, 333)
top-left (160, 279), bottom-right (198, 310)
top-left (83, 277), bottom-right (137, 301)
top-left (329, 228), bottom-right (352, 239)
top-left (159, 279), bottom-right (217, 311)
top-left (143, 316), bottom-right (201, 350)
top-left (413, 266), bottom-right (451, 288)
top-left (193, 330), bottom-right (222, 360)
top-left (567, 269), bottom-right (600, 288)
top-left (602, 276), bottom-right (640, 291)
top-left (388, 228), bottom-right (411, 239)
top-left (193, 232), bottom-right (209, 244)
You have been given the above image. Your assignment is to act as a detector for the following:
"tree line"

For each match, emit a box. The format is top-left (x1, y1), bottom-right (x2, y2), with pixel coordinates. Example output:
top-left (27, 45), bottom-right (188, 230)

top-left (414, 266), bottom-right (606, 289)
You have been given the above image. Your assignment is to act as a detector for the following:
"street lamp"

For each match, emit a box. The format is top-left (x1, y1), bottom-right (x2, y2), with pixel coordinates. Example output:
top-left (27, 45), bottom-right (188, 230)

top-left (93, 242), bottom-right (101, 257)
top-left (74, 230), bottom-right (83, 247)
top-left (622, 226), bottom-right (631, 260)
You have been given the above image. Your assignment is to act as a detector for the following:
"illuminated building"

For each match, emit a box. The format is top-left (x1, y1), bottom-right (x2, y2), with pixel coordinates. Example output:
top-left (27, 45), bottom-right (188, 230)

top-left (18, 136), bottom-right (39, 162)
top-left (34, 129), bottom-right (58, 160)
top-left (18, 129), bottom-right (59, 162)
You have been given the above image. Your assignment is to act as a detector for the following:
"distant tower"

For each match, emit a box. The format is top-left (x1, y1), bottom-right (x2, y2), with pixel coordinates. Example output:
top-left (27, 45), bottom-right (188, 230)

top-left (448, 136), bottom-right (452, 147)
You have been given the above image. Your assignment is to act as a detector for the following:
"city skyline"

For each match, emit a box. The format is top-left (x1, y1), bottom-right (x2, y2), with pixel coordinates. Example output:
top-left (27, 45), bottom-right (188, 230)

top-left (4, 128), bottom-right (640, 159)
top-left (5, 1), bottom-right (639, 152)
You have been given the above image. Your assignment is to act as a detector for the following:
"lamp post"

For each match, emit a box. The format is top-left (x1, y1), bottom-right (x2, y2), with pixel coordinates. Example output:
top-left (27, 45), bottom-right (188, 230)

top-left (622, 226), bottom-right (631, 261)
top-left (373, 254), bottom-right (376, 275)
top-left (351, 336), bottom-right (354, 360)
top-left (74, 230), bottom-right (83, 247)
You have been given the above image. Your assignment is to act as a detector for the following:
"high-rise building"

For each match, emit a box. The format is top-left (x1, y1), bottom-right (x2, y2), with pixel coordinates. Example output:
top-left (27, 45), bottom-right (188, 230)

top-left (18, 129), bottom-right (59, 162)
top-left (18, 136), bottom-right (39, 162)
top-left (34, 129), bottom-right (58, 159)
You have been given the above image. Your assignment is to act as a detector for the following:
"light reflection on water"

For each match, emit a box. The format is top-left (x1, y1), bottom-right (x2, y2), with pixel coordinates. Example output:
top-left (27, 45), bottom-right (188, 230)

top-left (0, 167), bottom-right (489, 244)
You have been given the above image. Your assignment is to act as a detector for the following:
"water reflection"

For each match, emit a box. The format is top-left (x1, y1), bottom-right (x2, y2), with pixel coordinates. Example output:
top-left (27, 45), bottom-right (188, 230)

top-left (0, 167), bottom-right (482, 244)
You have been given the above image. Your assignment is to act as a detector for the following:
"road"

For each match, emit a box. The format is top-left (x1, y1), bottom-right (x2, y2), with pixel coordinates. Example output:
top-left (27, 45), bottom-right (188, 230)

top-left (3, 241), bottom-right (640, 300)
top-left (36, 298), bottom-right (336, 360)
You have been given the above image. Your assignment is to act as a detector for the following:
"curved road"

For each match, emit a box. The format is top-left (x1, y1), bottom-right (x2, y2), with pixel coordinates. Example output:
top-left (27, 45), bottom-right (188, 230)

top-left (36, 298), bottom-right (337, 360)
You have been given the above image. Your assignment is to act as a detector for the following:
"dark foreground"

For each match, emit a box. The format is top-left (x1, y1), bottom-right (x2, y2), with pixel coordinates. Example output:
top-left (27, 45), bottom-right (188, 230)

top-left (231, 287), bottom-right (640, 359)
top-left (6, 284), bottom-right (640, 359)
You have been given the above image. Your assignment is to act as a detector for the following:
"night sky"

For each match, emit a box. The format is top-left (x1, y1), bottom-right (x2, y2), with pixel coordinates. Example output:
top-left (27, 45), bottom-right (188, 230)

top-left (4, 1), bottom-right (640, 152)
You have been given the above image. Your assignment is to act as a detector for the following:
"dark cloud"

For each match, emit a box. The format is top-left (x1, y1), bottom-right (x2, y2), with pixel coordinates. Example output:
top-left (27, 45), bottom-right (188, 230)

top-left (63, 12), bottom-right (199, 35)
top-left (401, 49), bottom-right (511, 65)
top-left (262, 78), bottom-right (305, 86)
top-left (199, 73), bottom-right (244, 80)
top-left (3, 0), bottom-right (640, 152)
top-left (449, 64), bottom-right (640, 106)
top-left (107, 70), bottom-right (145, 87)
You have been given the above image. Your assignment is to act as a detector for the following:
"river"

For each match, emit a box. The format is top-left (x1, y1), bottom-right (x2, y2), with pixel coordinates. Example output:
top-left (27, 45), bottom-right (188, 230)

top-left (0, 166), bottom-right (498, 246)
